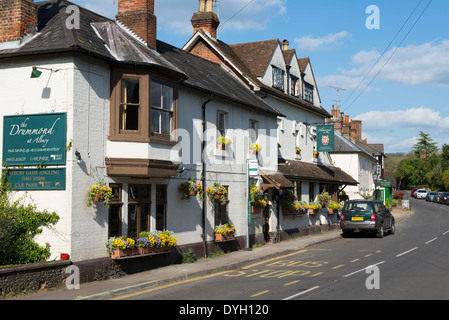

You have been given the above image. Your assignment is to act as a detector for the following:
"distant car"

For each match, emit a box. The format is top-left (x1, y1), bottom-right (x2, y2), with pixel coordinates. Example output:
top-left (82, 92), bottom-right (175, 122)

top-left (434, 192), bottom-right (443, 203)
top-left (426, 191), bottom-right (437, 202)
top-left (415, 189), bottom-right (427, 199)
top-left (340, 199), bottom-right (395, 238)
top-left (439, 192), bottom-right (449, 204)
top-left (412, 188), bottom-right (420, 197)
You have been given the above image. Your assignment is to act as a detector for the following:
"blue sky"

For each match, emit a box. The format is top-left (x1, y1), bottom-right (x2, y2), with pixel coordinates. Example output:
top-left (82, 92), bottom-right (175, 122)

top-left (71, 0), bottom-right (449, 153)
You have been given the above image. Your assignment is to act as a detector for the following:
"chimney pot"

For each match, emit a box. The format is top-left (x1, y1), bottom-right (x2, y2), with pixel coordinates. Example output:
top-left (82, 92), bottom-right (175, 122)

top-left (345, 115), bottom-right (349, 123)
top-left (191, 0), bottom-right (220, 38)
top-left (283, 39), bottom-right (289, 51)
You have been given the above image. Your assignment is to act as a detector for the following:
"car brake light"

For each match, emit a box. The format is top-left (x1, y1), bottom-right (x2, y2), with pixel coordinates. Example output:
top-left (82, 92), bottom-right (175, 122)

top-left (341, 213), bottom-right (345, 221)
top-left (370, 213), bottom-right (377, 221)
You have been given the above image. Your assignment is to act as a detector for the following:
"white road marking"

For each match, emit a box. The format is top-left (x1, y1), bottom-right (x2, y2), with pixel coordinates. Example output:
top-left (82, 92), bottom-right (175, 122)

top-left (343, 261), bottom-right (385, 278)
top-left (425, 237), bottom-right (438, 245)
top-left (283, 286), bottom-right (320, 300)
top-left (396, 247), bottom-right (419, 257)
top-left (443, 230), bottom-right (449, 236)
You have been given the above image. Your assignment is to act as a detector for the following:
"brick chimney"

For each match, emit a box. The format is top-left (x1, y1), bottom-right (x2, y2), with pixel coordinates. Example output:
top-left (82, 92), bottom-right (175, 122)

top-left (116, 0), bottom-right (157, 50)
top-left (191, 0), bottom-right (220, 38)
top-left (0, 0), bottom-right (37, 43)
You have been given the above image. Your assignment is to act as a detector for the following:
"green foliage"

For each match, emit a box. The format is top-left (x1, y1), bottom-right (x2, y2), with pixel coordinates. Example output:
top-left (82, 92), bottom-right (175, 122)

top-left (0, 169), bottom-right (60, 266)
top-left (396, 133), bottom-right (449, 191)
top-left (181, 248), bottom-right (197, 264)
top-left (412, 131), bottom-right (438, 157)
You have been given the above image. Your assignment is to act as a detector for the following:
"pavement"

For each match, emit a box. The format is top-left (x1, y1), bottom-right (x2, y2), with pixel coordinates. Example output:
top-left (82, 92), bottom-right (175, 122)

top-left (7, 208), bottom-right (413, 300)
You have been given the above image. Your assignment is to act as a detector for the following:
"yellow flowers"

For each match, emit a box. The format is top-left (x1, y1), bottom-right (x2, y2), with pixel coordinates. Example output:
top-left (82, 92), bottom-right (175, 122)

top-left (87, 180), bottom-right (114, 208)
top-left (214, 224), bottom-right (236, 236)
top-left (249, 143), bottom-right (262, 152)
top-left (217, 137), bottom-right (232, 146)
top-left (179, 178), bottom-right (203, 200)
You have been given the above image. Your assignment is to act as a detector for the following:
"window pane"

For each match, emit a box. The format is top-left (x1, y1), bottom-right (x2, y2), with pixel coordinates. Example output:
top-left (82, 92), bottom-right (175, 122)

top-left (151, 82), bottom-right (162, 109)
top-left (162, 86), bottom-right (173, 111)
top-left (160, 111), bottom-right (171, 135)
top-left (156, 185), bottom-right (167, 231)
top-left (121, 78), bottom-right (139, 104)
top-left (109, 206), bottom-right (121, 238)
top-left (151, 109), bottom-right (160, 134)
top-left (128, 204), bottom-right (138, 238)
top-left (217, 112), bottom-right (225, 137)
top-left (120, 105), bottom-right (139, 131)
top-left (140, 204), bottom-right (150, 233)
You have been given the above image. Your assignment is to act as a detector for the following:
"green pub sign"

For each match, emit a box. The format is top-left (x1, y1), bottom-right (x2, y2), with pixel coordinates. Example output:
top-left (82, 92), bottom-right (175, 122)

top-left (3, 113), bottom-right (67, 166)
top-left (7, 168), bottom-right (66, 191)
top-left (316, 125), bottom-right (335, 152)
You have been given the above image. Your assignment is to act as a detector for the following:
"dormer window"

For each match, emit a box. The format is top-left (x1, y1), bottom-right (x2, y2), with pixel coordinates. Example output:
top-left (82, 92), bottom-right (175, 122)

top-left (290, 75), bottom-right (299, 97)
top-left (272, 67), bottom-right (284, 91)
top-left (304, 82), bottom-right (314, 104)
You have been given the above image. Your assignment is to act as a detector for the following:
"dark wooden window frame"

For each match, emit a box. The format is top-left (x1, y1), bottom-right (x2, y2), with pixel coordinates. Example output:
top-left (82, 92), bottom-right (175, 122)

top-left (109, 69), bottom-right (179, 146)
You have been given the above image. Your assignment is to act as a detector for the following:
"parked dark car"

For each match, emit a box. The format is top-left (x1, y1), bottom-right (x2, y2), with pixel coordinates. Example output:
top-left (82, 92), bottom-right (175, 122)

top-left (340, 200), bottom-right (395, 238)
top-left (426, 191), bottom-right (437, 202)
top-left (439, 192), bottom-right (449, 204)
top-left (434, 192), bottom-right (443, 203)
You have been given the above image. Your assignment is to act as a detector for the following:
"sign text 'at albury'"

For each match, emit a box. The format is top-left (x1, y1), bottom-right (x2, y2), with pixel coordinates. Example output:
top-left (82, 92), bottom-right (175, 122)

top-left (3, 113), bottom-right (67, 166)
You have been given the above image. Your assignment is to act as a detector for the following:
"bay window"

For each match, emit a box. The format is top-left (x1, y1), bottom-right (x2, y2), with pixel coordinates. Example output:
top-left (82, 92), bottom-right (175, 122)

top-left (109, 69), bottom-right (178, 144)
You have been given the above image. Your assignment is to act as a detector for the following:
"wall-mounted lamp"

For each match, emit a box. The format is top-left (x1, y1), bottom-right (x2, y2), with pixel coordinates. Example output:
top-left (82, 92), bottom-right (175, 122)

top-left (75, 151), bottom-right (82, 164)
top-left (30, 66), bottom-right (60, 78)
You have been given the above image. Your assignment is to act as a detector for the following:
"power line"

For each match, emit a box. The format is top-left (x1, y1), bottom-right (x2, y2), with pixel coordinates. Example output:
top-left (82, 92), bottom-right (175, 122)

top-left (341, 0), bottom-right (433, 113)
top-left (219, 0), bottom-right (255, 29)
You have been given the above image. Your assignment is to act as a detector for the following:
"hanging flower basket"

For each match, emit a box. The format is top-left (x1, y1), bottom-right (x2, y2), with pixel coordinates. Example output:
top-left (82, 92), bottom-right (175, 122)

top-left (87, 180), bottom-right (114, 208)
top-left (179, 178), bottom-right (203, 200)
top-left (250, 184), bottom-right (267, 211)
top-left (206, 182), bottom-right (227, 205)
top-left (317, 191), bottom-right (331, 207)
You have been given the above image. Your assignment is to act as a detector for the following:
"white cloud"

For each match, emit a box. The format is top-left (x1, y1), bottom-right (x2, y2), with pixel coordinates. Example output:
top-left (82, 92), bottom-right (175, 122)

top-left (294, 31), bottom-right (351, 52)
top-left (355, 107), bottom-right (449, 132)
top-left (325, 39), bottom-right (449, 89)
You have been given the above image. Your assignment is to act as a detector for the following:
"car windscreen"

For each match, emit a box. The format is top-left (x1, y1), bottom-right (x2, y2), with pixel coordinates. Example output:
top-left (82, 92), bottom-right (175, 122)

top-left (343, 201), bottom-right (372, 213)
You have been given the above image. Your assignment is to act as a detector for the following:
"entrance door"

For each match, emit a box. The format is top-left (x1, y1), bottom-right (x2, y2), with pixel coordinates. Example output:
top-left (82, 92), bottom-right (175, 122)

top-left (263, 204), bottom-right (270, 243)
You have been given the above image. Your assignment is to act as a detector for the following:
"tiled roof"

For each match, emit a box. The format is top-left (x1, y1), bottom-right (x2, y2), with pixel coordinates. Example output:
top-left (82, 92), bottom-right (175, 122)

top-left (157, 41), bottom-right (282, 116)
top-left (279, 160), bottom-right (359, 185)
top-left (279, 160), bottom-right (358, 186)
top-left (0, 0), bottom-right (281, 116)
top-left (230, 39), bottom-right (281, 77)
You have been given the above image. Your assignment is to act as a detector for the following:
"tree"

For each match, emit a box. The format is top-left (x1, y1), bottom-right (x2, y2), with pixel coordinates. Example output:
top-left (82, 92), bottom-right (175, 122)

top-left (0, 168), bottom-right (60, 266)
top-left (412, 131), bottom-right (438, 157)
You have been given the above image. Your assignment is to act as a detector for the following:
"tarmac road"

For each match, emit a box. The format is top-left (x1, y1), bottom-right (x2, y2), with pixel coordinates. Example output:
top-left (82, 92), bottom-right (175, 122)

top-left (111, 193), bottom-right (449, 301)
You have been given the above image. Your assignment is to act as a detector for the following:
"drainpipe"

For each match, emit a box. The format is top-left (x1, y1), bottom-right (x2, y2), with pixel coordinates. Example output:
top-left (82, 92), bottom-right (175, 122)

top-left (201, 93), bottom-right (214, 258)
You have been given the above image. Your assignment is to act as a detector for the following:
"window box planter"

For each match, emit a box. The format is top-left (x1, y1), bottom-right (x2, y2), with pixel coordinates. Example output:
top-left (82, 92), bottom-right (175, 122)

top-left (214, 224), bottom-right (236, 242)
top-left (251, 206), bottom-right (262, 214)
top-left (214, 233), bottom-right (235, 242)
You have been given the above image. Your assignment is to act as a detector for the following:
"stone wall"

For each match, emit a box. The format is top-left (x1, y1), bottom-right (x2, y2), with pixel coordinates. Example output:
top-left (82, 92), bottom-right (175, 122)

top-left (0, 260), bottom-right (71, 296)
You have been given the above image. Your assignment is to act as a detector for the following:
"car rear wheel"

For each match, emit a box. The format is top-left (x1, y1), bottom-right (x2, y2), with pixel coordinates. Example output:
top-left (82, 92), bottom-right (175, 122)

top-left (376, 225), bottom-right (384, 238)
top-left (389, 222), bottom-right (396, 235)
